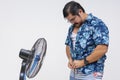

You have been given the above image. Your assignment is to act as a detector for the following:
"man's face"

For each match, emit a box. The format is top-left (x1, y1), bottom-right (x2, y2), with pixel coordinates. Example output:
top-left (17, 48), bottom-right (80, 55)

top-left (66, 13), bottom-right (82, 27)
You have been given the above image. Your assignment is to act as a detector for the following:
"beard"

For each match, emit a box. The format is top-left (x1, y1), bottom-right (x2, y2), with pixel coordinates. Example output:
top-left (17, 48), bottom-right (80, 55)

top-left (73, 22), bottom-right (82, 28)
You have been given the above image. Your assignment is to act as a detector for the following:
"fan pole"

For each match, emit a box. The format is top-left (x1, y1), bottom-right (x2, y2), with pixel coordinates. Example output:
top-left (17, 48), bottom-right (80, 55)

top-left (19, 60), bottom-right (27, 80)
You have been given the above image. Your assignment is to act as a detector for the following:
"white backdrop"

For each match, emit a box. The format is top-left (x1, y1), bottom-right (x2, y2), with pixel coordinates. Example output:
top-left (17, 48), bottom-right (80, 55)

top-left (0, 0), bottom-right (120, 80)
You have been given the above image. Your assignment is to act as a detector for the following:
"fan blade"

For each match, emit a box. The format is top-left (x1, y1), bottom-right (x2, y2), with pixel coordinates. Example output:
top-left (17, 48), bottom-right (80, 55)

top-left (26, 38), bottom-right (47, 78)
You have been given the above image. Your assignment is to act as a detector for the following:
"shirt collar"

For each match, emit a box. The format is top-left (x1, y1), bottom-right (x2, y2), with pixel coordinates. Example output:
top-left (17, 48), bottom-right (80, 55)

top-left (85, 13), bottom-right (94, 22)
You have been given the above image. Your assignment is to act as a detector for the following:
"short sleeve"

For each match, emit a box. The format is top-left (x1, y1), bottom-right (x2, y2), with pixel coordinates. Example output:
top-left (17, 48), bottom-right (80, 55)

top-left (93, 21), bottom-right (109, 46)
top-left (65, 35), bottom-right (70, 45)
top-left (65, 26), bottom-right (73, 46)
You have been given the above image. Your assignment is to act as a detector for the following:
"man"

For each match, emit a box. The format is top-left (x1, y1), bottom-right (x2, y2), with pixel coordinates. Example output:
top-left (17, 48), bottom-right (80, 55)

top-left (63, 1), bottom-right (109, 80)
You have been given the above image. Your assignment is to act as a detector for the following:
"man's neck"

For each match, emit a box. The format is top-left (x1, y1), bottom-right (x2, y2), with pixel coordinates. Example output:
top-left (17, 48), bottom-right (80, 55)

top-left (82, 13), bottom-right (88, 22)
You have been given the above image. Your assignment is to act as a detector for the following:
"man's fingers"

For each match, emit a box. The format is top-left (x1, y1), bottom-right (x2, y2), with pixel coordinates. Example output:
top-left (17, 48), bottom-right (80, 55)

top-left (68, 63), bottom-right (73, 69)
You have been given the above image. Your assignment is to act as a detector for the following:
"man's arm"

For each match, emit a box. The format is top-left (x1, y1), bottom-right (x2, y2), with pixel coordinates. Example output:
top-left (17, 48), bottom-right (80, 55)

top-left (86, 44), bottom-right (108, 63)
top-left (73, 44), bottom-right (108, 68)
top-left (66, 45), bottom-right (74, 69)
top-left (66, 45), bottom-right (72, 60)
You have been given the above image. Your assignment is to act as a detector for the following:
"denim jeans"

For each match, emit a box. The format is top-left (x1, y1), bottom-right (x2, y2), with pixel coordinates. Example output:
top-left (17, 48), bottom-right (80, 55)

top-left (70, 69), bottom-right (103, 80)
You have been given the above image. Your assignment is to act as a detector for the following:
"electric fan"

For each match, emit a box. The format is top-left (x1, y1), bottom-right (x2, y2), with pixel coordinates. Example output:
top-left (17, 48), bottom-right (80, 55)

top-left (19, 38), bottom-right (47, 80)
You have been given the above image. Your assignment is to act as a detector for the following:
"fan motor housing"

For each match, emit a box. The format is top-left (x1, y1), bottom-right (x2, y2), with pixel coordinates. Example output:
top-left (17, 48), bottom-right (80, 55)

top-left (19, 49), bottom-right (32, 60)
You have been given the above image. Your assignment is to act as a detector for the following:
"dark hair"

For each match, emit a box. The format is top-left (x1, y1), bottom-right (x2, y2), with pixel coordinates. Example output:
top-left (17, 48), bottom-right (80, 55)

top-left (63, 1), bottom-right (85, 18)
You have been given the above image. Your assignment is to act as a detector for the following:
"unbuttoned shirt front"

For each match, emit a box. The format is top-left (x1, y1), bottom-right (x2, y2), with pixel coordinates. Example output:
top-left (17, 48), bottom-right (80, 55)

top-left (65, 13), bottom-right (109, 74)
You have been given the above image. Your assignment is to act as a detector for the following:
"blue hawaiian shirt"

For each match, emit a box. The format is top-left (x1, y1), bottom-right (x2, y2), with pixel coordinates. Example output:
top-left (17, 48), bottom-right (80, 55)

top-left (65, 13), bottom-right (109, 74)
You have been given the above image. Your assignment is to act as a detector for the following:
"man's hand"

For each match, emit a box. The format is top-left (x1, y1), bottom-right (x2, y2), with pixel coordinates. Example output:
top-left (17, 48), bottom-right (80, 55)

top-left (73, 60), bottom-right (85, 68)
top-left (68, 59), bottom-right (85, 69)
top-left (68, 59), bottom-right (74, 69)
